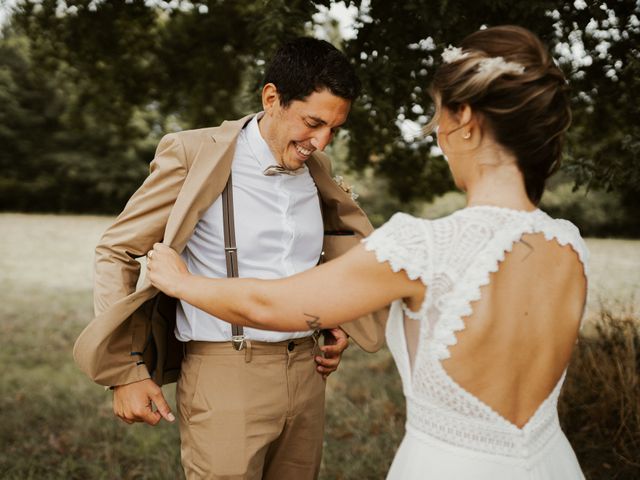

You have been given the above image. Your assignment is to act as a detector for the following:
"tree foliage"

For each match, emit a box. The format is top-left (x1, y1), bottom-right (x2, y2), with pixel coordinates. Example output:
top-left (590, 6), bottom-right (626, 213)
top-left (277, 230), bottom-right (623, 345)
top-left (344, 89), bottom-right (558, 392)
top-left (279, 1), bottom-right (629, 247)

top-left (0, 0), bottom-right (330, 212)
top-left (0, 0), bottom-right (638, 220)
top-left (343, 0), bottom-right (639, 205)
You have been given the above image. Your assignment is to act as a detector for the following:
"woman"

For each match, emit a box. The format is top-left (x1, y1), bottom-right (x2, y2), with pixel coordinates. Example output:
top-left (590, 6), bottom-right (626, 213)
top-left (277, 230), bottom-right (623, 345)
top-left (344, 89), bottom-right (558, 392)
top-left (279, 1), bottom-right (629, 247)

top-left (148, 25), bottom-right (588, 479)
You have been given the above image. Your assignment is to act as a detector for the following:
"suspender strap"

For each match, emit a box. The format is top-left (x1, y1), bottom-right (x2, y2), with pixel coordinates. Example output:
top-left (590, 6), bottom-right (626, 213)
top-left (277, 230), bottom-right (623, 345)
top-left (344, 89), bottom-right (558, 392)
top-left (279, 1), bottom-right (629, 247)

top-left (221, 173), bottom-right (245, 350)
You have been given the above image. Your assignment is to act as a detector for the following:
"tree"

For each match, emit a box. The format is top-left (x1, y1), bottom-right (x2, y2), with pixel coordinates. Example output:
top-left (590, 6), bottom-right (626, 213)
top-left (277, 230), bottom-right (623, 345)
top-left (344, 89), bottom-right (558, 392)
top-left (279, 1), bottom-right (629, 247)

top-left (342, 0), bottom-right (640, 206)
top-left (1, 0), bottom-right (638, 222)
top-left (1, 0), bottom-right (332, 212)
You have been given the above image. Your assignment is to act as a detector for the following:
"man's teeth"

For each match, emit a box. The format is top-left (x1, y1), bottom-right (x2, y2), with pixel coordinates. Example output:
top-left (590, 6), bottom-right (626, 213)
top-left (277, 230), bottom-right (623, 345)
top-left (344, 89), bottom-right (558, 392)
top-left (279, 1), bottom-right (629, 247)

top-left (295, 144), bottom-right (312, 156)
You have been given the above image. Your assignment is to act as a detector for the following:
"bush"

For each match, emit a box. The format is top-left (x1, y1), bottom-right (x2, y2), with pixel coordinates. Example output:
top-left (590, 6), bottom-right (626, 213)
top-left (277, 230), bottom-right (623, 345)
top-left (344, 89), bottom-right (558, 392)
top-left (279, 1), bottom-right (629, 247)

top-left (560, 312), bottom-right (640, 479)
top-left (541, 183), bottom-right (630, 238)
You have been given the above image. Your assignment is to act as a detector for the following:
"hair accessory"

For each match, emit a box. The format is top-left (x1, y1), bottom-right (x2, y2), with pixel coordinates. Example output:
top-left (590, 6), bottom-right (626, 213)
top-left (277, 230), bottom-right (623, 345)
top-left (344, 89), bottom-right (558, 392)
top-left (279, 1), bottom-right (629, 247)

top-left (441, 45), bottom-right (525, 76)
top-left (441, 45), bottom-right (469, 63)
top-left (476, 56), bottom-right (525, 75)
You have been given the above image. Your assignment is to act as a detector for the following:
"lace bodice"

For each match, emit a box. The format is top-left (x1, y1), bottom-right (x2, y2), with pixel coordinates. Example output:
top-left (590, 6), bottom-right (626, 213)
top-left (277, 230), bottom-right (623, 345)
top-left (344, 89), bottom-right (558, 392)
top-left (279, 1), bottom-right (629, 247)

top-left (362, 206), bottom-right (589, 460)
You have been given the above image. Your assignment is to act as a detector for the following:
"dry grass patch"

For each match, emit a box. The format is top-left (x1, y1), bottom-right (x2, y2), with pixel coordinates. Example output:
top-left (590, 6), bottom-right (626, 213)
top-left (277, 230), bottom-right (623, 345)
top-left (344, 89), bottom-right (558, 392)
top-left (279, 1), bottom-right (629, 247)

top-left (560, 312), bottom-right (640, 479)
top-left (1, 214), bottom-right (638, 479)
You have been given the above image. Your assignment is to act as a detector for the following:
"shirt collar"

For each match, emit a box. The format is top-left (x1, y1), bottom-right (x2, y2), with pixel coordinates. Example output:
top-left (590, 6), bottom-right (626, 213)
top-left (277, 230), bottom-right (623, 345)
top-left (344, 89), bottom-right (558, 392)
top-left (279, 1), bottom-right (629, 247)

top-left (245, 112), bottom-right (278, 170)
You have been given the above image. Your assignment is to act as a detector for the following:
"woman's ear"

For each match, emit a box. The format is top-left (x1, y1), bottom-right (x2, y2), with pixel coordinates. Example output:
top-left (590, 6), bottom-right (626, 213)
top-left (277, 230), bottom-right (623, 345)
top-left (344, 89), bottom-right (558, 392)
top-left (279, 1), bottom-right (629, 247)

top-left (458, 104), bottom-right (484, 146)
top-left (459, 104), bottom-right (473, 131)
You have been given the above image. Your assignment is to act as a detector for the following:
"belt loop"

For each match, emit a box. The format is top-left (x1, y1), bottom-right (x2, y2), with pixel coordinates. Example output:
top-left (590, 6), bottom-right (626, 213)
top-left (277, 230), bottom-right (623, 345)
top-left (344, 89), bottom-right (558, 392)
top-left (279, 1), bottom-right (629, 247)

top-left (244, 340), bottom-right (252, 363)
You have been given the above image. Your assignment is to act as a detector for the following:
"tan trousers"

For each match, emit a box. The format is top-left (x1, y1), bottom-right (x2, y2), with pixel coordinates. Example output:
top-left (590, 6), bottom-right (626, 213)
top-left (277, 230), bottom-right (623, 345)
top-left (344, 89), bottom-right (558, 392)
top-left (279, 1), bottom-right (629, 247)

top-left (177, 336), bottom-right (325, 480)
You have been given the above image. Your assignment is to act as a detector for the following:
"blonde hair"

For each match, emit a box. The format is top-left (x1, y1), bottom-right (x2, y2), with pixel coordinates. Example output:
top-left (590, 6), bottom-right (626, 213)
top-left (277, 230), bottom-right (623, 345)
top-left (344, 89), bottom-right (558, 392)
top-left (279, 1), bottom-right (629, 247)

top-left (426, 26), bottom-right (571, 204)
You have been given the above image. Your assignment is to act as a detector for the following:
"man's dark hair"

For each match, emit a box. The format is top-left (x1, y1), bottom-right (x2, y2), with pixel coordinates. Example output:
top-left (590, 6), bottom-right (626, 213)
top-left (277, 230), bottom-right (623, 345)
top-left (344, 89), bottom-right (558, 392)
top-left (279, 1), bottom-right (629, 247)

top-left (263, 37), bottom-right (361, 107)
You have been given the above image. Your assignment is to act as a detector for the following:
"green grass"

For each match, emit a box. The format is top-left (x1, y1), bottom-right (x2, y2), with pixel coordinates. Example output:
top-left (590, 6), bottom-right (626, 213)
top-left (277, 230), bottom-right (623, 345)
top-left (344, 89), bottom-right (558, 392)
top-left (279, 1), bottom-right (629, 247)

top-left (1, 213), bottom-right (638, 479)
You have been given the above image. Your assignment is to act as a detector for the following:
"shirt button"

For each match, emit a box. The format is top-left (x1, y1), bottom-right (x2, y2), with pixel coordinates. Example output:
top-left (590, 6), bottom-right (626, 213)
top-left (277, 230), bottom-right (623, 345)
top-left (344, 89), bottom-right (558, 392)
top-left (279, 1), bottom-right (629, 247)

top-left (287, 341), bottom-right (295, 352)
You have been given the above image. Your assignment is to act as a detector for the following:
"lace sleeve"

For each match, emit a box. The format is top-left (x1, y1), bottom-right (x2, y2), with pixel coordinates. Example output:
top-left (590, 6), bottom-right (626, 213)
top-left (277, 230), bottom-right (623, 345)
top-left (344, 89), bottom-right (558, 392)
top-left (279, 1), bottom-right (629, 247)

top-left (361, 212), bottom-right (431, 284)
top-left (545, 219), bottom-right (590, 277)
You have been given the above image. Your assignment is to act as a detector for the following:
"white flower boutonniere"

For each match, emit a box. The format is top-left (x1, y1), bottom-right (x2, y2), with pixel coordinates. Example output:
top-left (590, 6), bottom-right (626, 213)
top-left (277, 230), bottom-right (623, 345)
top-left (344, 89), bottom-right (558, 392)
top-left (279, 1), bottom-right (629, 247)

top-left (333, 175), bottom-right (359, 201)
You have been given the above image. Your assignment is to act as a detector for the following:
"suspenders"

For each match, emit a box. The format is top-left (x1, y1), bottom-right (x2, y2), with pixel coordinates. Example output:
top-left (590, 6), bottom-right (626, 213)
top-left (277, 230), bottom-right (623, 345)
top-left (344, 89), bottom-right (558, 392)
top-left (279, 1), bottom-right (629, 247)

top-left (221, 173), bottom-right (246, 351)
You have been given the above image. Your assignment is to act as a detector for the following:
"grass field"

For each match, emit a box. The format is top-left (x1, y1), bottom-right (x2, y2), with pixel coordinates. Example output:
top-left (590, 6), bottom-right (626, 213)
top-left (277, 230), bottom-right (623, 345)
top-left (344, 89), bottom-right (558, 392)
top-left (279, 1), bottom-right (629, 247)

top-left (0, 213), bottom-right (638, 479)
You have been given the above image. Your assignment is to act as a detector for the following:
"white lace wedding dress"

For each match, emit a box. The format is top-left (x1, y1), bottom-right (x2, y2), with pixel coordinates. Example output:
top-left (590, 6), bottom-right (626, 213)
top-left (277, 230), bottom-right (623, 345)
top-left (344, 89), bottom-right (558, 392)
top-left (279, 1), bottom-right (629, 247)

top-left (363, 206), bottom-right (588, 479)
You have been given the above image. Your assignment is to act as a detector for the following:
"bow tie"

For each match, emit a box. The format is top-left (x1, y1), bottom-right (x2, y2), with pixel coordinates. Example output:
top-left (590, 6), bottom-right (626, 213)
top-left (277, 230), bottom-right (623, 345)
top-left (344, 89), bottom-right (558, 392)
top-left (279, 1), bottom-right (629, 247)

top-left (262, 165), bottom-right (305, 176)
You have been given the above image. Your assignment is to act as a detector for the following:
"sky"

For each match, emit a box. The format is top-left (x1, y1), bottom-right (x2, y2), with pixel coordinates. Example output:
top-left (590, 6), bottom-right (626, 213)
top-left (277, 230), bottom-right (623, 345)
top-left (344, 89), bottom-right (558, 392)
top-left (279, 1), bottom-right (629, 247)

top-left (0, 0), bottom-right (17, 26)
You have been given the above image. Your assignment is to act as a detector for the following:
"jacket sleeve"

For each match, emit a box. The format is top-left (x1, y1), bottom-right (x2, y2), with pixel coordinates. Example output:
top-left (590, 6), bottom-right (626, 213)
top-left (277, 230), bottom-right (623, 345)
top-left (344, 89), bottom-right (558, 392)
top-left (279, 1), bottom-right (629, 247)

top-left (94, 133), bottom-right (188, 316)
top-left (312, 152), bottom-right (389, 352)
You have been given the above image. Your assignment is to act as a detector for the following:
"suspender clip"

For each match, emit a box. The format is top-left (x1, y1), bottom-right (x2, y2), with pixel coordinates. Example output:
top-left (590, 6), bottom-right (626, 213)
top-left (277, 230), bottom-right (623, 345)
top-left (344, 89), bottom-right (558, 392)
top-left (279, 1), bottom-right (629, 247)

top-left (232, 334), bottom-right (246, 351)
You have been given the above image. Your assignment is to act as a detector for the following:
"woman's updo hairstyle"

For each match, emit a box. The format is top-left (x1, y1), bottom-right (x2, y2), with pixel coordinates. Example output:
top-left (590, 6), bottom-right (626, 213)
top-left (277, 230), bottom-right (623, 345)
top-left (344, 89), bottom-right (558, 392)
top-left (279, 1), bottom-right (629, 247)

top-left (427, 25), bottom-right (571, 204)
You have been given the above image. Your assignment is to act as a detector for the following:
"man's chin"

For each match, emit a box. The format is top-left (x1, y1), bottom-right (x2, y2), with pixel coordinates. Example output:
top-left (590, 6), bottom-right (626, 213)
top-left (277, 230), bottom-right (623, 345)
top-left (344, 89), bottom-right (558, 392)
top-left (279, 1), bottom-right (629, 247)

top-left (283, 157), bottom-right (307, 171)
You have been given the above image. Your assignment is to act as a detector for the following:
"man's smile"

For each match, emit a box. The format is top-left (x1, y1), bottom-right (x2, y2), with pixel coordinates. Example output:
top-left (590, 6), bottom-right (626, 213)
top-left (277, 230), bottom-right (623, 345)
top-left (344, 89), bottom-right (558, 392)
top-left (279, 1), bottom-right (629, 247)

top-left (294, 142), bottom-right (314, 159)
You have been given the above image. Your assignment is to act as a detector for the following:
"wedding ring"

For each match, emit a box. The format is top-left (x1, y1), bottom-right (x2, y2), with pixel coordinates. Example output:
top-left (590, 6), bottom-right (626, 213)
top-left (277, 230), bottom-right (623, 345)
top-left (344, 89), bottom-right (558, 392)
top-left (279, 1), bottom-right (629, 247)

top-left (147, 250), bottom-right (154, 260)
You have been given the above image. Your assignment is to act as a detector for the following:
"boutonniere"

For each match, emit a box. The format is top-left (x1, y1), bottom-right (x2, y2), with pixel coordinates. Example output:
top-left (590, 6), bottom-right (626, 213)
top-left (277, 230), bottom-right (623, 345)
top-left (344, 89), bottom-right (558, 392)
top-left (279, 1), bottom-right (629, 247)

top-left (333, 175), bottom-right (359, 201)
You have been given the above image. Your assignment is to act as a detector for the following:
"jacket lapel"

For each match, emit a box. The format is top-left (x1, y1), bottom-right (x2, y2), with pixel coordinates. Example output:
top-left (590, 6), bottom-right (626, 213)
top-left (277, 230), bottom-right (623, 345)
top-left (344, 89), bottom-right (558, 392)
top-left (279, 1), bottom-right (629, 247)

top-left (164, 114), bottom-right (254, 253)
top-left (307, 154), bottom-right (373, 238)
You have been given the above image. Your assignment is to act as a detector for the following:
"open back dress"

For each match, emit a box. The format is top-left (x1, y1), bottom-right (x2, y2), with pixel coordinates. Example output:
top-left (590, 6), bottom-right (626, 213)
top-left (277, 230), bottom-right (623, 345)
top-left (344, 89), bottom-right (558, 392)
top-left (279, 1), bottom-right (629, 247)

top-left (363, 206), bottom-right (588, 479)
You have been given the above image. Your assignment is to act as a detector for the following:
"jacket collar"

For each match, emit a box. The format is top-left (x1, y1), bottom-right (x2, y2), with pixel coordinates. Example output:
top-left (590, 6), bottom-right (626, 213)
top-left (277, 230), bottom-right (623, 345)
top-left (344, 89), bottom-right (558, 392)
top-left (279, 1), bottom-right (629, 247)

top-left (165, 114), bottom-right (253, 252)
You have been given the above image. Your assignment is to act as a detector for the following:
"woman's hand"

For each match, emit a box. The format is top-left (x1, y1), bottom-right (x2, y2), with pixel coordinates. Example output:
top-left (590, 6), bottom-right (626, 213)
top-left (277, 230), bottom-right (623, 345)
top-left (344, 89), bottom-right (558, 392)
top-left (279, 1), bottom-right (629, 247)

top-left (147, 243), bottom-right (190, 298)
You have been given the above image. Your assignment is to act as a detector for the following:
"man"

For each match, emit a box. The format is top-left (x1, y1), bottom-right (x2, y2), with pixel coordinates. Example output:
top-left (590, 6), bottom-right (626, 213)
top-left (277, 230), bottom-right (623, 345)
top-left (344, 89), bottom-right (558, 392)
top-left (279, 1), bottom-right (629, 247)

top-left (74, 38), bottom-right (385, 479)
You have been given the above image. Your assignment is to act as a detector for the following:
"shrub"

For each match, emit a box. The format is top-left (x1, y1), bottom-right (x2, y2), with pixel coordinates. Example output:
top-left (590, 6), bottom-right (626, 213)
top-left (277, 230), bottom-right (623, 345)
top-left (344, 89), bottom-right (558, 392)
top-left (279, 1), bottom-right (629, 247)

top-left (560, 312), bottom-right (640, 479)
top-left (541, 183), bottom-right (629, 238)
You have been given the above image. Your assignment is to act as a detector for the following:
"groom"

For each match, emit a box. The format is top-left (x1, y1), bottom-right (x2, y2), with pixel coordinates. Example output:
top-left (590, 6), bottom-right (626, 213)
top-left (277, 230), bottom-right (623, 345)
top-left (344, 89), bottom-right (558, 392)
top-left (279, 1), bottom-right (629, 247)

top-left (74, 38), bottom-right (386, 479)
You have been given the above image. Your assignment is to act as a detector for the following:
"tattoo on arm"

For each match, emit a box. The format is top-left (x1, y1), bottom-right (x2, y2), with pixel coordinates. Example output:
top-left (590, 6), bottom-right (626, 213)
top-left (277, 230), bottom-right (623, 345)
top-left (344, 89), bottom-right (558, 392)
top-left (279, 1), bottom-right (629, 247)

top-left (304, 313), bottom-right (322, 330)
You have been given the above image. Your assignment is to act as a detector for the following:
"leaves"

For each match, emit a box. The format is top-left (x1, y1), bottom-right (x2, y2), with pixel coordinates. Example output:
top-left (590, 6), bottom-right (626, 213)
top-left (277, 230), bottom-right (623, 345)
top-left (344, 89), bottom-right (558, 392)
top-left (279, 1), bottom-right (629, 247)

top-left (0, 0), bottom-right (638, 214)
top-left (343, 0), bottom-right (639, 201)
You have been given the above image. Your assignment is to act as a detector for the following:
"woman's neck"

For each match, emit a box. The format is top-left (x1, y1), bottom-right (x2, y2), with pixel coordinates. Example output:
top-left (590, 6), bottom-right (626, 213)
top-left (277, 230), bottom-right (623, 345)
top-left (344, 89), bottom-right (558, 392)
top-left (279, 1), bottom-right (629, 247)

top-left (463, 149), bottom-right (536, 212)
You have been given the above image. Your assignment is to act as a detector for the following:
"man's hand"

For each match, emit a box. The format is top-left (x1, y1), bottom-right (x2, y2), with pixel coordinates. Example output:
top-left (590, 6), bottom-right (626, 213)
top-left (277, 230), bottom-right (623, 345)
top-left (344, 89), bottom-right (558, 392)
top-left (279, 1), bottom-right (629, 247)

top-left (113, 378), bottom-right (175, 426)
top-left (315, 328), bottom-right (349, 379)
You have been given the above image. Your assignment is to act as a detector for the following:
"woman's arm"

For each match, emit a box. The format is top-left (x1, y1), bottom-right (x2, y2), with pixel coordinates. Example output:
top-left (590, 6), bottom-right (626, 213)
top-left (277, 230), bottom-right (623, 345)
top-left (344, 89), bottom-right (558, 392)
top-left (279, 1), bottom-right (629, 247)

top-left (147, 242), bottom-right (424, 332)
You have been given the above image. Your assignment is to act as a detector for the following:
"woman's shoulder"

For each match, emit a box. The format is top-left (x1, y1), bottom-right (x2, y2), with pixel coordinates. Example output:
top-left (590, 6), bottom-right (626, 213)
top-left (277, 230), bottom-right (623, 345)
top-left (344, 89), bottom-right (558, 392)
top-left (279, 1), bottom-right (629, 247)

top-left (534, 210), bottom-right (589, 265)
top-left (535, 209), bottom-right (583, 236)
top-left (454, 206), bottom-right (589, 266)
top-left (366, 212), bottom-right (429, 245)
top-left (366, 211), bottom-right (466, 258)
top-left (362, 212), bottom-right (435, 281)
top-left (373, 210), bottom-right (482, 244)
top-left (381, 211), bottom-right (458, 228)
top-left (370, 206), bottom-right (587, 246)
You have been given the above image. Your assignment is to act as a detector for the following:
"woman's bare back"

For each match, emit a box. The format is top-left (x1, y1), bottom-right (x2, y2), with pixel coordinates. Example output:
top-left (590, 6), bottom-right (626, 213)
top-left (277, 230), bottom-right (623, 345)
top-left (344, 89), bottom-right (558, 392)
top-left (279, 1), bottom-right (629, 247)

top-left (441, 233), bottom-right (587, 427)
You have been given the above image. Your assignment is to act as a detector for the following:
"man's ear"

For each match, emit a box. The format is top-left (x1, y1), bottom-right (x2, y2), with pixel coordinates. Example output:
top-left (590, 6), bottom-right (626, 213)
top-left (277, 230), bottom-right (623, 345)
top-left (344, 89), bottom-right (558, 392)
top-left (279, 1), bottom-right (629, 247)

top-left (262, 83), bottom-right (280, 113)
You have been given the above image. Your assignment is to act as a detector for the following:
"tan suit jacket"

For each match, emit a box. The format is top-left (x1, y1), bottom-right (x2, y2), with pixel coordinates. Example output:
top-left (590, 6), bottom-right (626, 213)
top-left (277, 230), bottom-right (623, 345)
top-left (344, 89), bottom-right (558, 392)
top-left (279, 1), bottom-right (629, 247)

top-left (73, 114), bottom-right (387, 387)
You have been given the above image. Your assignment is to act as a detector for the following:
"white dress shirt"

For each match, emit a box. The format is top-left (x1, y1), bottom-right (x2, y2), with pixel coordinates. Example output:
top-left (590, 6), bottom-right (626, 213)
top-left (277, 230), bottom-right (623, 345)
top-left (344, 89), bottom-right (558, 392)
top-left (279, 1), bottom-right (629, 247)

top-left (175, 114), bottom-right (324, 342)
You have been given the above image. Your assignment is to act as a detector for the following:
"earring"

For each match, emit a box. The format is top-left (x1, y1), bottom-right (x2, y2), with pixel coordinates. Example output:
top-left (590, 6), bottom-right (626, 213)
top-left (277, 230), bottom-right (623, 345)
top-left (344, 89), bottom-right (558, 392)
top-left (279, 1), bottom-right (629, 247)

top-left (462, 131), bottom-right (471, 139)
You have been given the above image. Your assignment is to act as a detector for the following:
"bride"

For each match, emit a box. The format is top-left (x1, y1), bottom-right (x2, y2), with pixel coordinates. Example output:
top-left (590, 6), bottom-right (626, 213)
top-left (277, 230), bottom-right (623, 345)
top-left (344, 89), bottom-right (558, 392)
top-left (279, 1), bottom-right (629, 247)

top-left (148, 25), bottom-right (587, 479)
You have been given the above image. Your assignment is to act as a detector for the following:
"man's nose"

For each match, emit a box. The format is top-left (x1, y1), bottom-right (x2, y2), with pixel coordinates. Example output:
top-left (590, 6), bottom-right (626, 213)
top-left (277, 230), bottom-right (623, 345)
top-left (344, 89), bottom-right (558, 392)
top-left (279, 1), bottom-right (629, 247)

top-left (310, 128), bottom-right (333, 152)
